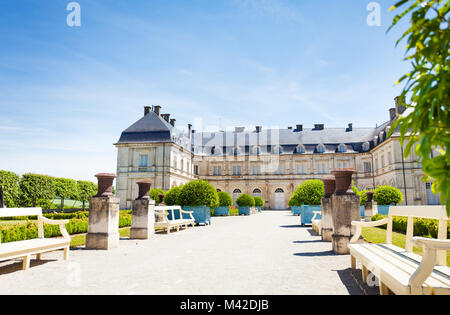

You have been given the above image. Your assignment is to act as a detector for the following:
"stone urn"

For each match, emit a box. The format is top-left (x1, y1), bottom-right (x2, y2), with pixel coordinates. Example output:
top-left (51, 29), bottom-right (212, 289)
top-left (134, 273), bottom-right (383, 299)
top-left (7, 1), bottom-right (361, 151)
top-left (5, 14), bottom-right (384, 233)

top-left (136, 181), bottom-right (152, 200)
top-left (322, 177), bottom-right (336, 198)
top-left (95, 173), bottom-right (116, 197)
top-left (332, 168), bottom-right (356, 195)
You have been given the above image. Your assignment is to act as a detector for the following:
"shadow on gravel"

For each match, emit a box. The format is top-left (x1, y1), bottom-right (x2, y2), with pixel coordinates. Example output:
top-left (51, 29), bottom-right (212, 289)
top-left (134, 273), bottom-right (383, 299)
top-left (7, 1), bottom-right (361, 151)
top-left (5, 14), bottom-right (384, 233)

top-left (0, 259), bottom-right (57, 275)
top-left (335, 268), bottom-right (380, 295)
top-left (293, 250), bottom-right (335, 257)
top-left (280, 225), bottom-right (302, 228)
top-left (293, 240), bottom-right (323, 244)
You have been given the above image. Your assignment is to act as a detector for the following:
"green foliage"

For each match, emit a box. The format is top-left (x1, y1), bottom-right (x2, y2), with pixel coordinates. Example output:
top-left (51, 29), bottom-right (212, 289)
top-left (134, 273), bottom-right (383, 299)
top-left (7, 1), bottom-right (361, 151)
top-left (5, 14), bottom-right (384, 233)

top-left (150, 189), bottom-right (165, 205)
top-left (388, 0), bottom-right (450, 215)
top-left (236, 194), bottom-right (255, 207)
top-left (19, 174), bottom-right (56, 208)
top-left (0, 170), bottom-right (21, 207)
top-left (77, 181), bottom-right (97, 210)
top-left (0, 211), bottom-right (132, 243)
top-left (218, 191), bottom-right (233, 207)
top-left (178, 180), bottom-right (219, 208)
top-left (164, 186), bottom-right (183, 206)
top-left (359, 190), bottom-right (369, 206)
top-left (54, 178), bottom-right (78, 210)
top-left (374, 185), bottom-right (404, 205)
top-left (254, 196), bottom-right (265, 207)
top-left (371, 213), bottom-right (450, 239)
top-left (292, 180), bottom-right (325, 206)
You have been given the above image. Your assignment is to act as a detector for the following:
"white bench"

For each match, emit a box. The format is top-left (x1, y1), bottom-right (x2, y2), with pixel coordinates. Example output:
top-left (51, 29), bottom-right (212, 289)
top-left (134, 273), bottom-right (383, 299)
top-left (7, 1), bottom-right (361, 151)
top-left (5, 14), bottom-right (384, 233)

top-left (311, 211), bottom-right (322, 235)
top-left (0, 208), bottom-right (71, 270)
top-left (349, 205), bottom-right (450, 295)
top-left (154, 206), bottom-right (195, 234)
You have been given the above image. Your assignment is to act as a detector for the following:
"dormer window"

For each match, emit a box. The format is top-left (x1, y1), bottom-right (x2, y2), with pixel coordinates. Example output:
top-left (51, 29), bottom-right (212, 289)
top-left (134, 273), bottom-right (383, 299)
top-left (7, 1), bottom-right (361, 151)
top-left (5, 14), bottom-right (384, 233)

top-left (317, 145), bottom-right (325, 154)
top-left (296, 145), bottom-right (305, 154)
top-left (253, 146), bottom-right (261, 155)
top-left (273, 146), bottom-right (282, 155)
top-left (362, 142), bottom-right (370, 152)
top-left (338, 144), bottom-right (347, 153)
top-left (233, 147), bottom-right (240, 156)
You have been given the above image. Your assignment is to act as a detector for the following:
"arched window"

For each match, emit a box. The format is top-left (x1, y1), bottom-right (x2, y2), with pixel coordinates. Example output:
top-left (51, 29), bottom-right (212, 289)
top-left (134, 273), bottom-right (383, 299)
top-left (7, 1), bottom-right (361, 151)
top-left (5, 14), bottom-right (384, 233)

top-left (296, 145), bottom-right (305, 154)
top-left (275, 188), bottom-right (284, 193)
top-left (216, 188), bottom-right (222, 192)
top-left (211, 146), bottom-right (221, 156)
top-left (253, 188), bottom-right (262, 198)
top-left (317, 145), bottom-right (325, 154)
top-left (338, 144), bottom-right (347, 153)
top-left (233, 189), bottom-right (242, 194)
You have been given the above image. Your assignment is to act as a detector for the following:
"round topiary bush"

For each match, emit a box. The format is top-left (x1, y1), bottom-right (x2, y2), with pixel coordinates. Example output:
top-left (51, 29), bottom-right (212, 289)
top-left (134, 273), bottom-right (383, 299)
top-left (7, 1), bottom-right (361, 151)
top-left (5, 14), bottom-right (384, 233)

top-left (178, 180), bottom-right (219, 208)
top-left (358, 190), bottom-right (368, 206)
top-left (150, 189), bottom-right (165, 205)
top-left (254, 196), bottom-right (264, 207)
top-left (288, 191), bottom-right (302, 207)
top-left (294, 180), bottom-right (324, 205)
top-left (218, 191), bottom-right (233, 207)
top-left (374, 185), bottom-right (404, 205)
top-left (163, 185), bottom-right (183, 206)
top-left (236, 194), bottom-right (255, 207)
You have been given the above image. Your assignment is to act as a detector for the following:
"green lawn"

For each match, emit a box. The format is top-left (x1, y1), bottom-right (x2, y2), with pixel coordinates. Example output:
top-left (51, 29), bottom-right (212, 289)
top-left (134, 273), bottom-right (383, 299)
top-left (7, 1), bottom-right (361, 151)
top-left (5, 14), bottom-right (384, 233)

top-left (0, 220), bottom-right (37, 227)
top-left (52, 199), bottom-right (89, 209)
top-left (362, 227), bottom-right (450, 266)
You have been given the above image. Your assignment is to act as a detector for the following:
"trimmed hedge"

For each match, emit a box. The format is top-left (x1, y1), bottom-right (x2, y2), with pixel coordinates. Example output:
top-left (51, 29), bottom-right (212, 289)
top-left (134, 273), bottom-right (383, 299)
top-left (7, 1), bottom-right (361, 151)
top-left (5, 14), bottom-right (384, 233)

top-left (218, 191), bottom-right (233, 207)
top-left (236, 194), bottom-right (255, 207)
top-left (290, 180), bottom-right (324, 206)
top-left (254, 196), bottom-right (264, 207)
top-left (374, 185), bottom-right (403, 205)
top-left (178, 180), bottom-right (219, 208)
top-left (0, 211), bottom-right (132, 244)
top-left (164, 186), bottom-right (183, 206)
top-left (0, 170), bottom-right (21, 208)
top-left (371, 213), bottom-right (450, 239)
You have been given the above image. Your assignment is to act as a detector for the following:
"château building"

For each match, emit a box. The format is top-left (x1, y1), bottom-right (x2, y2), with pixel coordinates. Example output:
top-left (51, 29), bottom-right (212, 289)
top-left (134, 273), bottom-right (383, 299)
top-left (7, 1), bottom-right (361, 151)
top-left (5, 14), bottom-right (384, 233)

top-left (114, 99), bottom-right (440, 210)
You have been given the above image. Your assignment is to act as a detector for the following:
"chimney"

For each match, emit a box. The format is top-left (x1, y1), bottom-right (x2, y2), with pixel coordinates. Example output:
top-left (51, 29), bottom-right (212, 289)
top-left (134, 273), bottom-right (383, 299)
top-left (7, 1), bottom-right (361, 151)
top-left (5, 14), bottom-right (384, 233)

top-left (256, 126), bottom-right (262, 133)
top-left (288, 126), bottom-right (293, 130)
top-left (170, 119), bottom-right (176, 127)
top-left (389, 108), bottom-right (397, 121)
top-left (144, 106), bottom-right (151, 116)
top-left (235, 127), bottom-right (245, 133)
top-left (313, 124), bottom-right (324, 131)
top-left (153, 105), bottom-right (161, 116)
top-left (395, 96), bottom-right (406, 114)
top-left (161, 114), bottom-right (170, 122)
top-left (346, 123), bottom-right (353, 132)
top-left (192, 130), bottom-right (196, 134)
top-left (295, 124), bottom-right (303, 132)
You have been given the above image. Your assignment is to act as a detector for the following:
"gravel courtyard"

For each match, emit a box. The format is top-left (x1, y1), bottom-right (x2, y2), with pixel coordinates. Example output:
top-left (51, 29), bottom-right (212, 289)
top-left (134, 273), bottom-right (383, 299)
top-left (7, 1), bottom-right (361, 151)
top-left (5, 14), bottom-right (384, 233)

top-left (0, 211), bottom-right (378, 295)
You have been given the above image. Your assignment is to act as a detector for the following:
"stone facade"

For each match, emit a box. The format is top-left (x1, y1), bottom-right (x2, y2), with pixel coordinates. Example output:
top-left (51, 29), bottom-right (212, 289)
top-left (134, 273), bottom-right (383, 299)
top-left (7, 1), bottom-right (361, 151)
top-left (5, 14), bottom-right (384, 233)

top-left (115, 101), bottom-right (441, 210)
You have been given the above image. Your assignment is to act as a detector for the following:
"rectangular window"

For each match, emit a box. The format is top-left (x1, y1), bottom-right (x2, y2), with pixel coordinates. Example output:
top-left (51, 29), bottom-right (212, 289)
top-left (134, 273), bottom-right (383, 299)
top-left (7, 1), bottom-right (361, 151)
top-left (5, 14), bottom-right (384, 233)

top-left (194, 165), bottom-right (199, 175)
top-left (364, 162), bottom-right (372, 173)
top-left (213, 166), bottom-right (218, 176)
top-left (297, 165), bottom-right (301, 175)
top-left (218, 166), bottom-right (222, 176)
top-left (139, 155), bottom-right (148, 167)
top-left (233, 166), bottom-right (242, 176)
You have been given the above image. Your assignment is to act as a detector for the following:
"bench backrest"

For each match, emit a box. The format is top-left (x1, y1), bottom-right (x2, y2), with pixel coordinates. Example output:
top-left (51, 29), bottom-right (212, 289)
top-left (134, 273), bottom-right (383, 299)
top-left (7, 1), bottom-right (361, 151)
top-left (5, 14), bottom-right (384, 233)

top-left (0, 208), bottom-right (43, 218)
top-left (154, 206), bottom-right (182, 221)
top-left (387, 205), bottom-right (448, 266)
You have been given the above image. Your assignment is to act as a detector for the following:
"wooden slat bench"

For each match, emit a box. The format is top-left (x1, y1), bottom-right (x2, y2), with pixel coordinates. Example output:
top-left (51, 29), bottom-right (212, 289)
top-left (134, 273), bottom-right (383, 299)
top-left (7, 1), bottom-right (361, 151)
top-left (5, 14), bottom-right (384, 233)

top-left (349, 205), bottom-right (450, 295)
top-left (0, 208), bottom-right (71, 270)
top-left (154, 206), bottom-right (195, 234)
top-left (311, 211), bottom-right (322, 235)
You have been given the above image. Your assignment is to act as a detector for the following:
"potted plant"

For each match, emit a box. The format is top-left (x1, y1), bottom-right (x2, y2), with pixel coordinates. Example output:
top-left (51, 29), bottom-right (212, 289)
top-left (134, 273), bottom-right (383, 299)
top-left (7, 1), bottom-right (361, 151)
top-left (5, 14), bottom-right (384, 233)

top-left (373, 185), bottom-right (404, 215)
top-left (294, 180), bottom-right (324, 226)
top-left (288, 191), bottom-right (303, 216)
top-left (254, 196), bottom-right (264, 213)
top-left (163, 185), bottom-right (183, 220)
top-left (332, 168), bottom-right (356, 195)
top-left (178, 180), bottom-right (219, 225)
top-left (236, 194), bottom-right (255, 216)
top-left (214, 191), bottom-right (233, 216)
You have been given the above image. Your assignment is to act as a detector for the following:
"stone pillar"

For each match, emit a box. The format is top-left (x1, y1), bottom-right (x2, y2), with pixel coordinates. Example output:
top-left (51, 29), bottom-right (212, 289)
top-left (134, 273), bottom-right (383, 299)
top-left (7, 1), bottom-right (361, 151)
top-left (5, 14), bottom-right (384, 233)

top-left (331, 194), bottom-right (361, 255)
top-left (321, 197), bottom-right (333, 242)
top-left (364, 201), bottom-right (378, 221)
top-left (130, 181), bottom-right (155, 240)
top-left (86, 173), bottom-right (120, 250)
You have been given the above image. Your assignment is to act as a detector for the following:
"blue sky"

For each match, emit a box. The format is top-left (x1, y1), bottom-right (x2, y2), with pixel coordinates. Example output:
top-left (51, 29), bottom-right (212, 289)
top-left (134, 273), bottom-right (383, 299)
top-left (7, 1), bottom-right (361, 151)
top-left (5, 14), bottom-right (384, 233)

top-left (0, 0), bottom-right (410, 182)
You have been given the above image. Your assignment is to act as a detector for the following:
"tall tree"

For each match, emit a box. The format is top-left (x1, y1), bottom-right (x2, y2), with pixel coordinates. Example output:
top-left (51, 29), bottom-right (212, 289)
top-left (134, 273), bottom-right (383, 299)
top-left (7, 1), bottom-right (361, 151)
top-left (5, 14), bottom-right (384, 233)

top-left (0, 170), bottom-right (21, 208)
top-left (54, 178), bottom-right (78, 210)
top-left (19, 174), bottom-right (56, 208)
top-left (388, 0), bottom-right (450, 214)
top-left (77, 181), bottom-right (97, 210)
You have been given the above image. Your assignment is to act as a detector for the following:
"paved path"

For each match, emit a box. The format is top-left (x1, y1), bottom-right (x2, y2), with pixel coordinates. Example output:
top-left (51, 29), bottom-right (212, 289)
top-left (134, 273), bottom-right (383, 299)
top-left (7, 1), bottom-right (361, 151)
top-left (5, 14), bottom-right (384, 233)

top-left (0, 211), bottom-right (378, 295)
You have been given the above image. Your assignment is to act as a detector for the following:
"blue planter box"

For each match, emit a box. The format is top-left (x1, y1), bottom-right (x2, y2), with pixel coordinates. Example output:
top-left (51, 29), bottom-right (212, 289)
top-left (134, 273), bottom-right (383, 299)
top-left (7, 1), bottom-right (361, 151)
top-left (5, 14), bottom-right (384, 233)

top-left (301, 205), bottom-right (322, 226)
top-left (214, 206), bottom-right (230, 216)
top-left (256, 207), bottom-right (262, 213)
top-left (182, 206), bottom-right (211, 225)
top-left (291, 206), bottom-right (302, 216)
top-left (377, 205), bottom-right (391, 216)
top-left (238, 206), bottom-right (251, 216)
top-left (360, 206), bottom-right (365, 217)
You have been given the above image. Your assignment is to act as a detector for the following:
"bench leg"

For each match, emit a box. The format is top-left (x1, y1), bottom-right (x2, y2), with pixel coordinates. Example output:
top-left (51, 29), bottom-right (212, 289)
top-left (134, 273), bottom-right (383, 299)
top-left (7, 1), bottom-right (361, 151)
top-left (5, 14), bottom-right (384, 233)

top-left (177, 225), bottom-right (180, 232)
top-left (64, 246), bottom-right (70, 260)
top-left (22, 255), bottom-right (31, 270)
top-left (351, 255), bottom-right (356, 269)
top-left (379, 281), bottom-right (390, 295)
top-left (362, 265), bottom-right (368, 283)
top-left (36, 253), bottom-right (42, 260)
